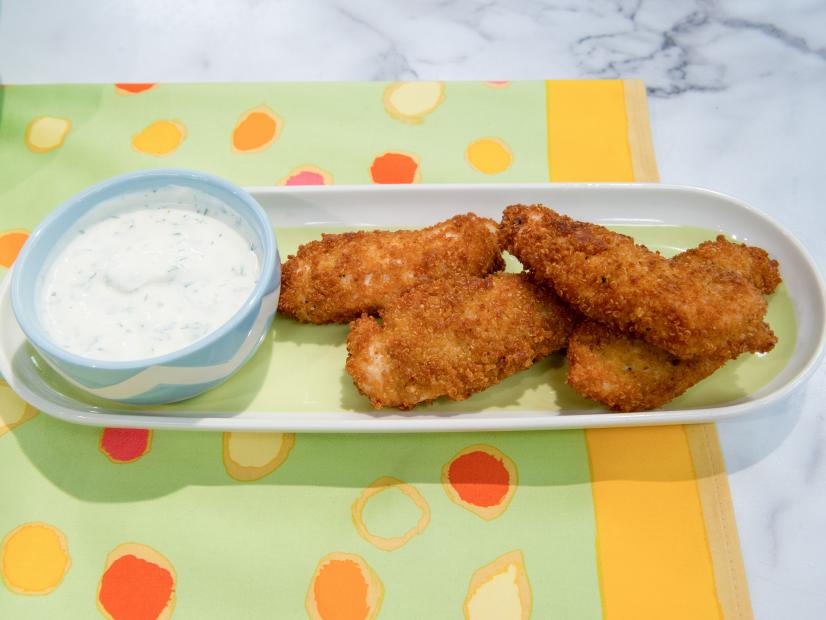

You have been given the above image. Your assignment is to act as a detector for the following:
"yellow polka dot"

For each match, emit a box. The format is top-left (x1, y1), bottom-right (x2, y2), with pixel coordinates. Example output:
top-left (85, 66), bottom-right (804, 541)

top-left (464, 550), bottom-right (531, 620)
top-left (132, 120), bottom-right (186, 156)
top-left (351, 477), bottom-right (430, 551)
top-left (0, 383), bottom-right (37, 437)
top-left (383, 82), bottom-right (445, 124)
top-left (1, 523), bottom-right (70, 595)
top-left (223, 432), bottom-right (295, 481)
top-left (466, 138), bottom-right (513, 175)
top-left (25, 117), bottom-right (71, 153)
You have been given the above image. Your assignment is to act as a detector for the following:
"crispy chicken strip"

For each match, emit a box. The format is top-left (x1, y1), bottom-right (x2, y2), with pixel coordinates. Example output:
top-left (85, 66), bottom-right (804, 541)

top-left (346, 273), bottom-right (577, 409)
top-left (673, 235), bottom-right (781, 295)
top-left (567, 322), bottom-right (728, 412)
top-left (500, 204), bottom-right (777, 359)
top-left (567, 236), bottom-right (783, 411)
top-left (278, 213), bottom-right (504, 324)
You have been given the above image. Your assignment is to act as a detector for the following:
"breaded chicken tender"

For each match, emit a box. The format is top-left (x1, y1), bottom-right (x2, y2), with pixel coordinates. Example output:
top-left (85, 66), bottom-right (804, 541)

top-left (278, 214), bottom-right (504, 324)
top-left (567, 236), bottom-right (783, 411)
top-left (567, 321), bottom-right (728, 412)
top-left (500, 204), bottom-right (777, 360)
top-left (346, 273), bottom-right (577, 409)
top-left (673, 235), bottom-right (781, 295)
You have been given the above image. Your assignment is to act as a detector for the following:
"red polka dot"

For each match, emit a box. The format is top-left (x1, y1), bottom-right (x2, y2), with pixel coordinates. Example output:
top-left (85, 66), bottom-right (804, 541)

top-left (100, 428), bottom-right (152, 464)
top-left (370, 152), bottom-right (419, 184)
top-left (447, 450), bottom-right (510, 507)
top-left (115, 83), bottom-right (156, 94)
top-left (99, 554), bottom-right (173, 620)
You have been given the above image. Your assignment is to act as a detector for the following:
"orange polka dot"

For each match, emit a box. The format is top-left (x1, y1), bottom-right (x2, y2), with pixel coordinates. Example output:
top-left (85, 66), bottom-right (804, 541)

top-left (317, 560), bottom-right (369, 619)
top-left (442, 444), bottom-right (518, 520)
top-left (306, 553), bottom-right (383, 620)
top-left (1, 522), bottom-right (70, 595)
top-left (97, 543), bottom-right (176, 620)
top-left (132, 120), bottom-right (185, 156)
top-left (484, 81), bottom-right (511, 89)
top-left (115, 83), bottom-right (157, 95)
top-left (369, 152), bottom-right (419, 184)
top-left (99, 428), bottom-right (152, 464)
top-left (0, 230), bottom-right (29, 268)
top-left (232, 106), bottom-right (281, 153)
top-left (278, 165), bottom-right (332, 186)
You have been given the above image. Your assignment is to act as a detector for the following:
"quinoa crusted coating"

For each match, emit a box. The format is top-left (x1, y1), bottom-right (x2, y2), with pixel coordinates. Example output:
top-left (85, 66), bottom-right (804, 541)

top-left (567, 321), bottom-right (728, 412)
top-left (673, 234), bottom-right (781, 295)
top-left (500, 204), bottom-right (777, 360)
top-left (567, 233), bottom-right (783, 411)
top-left (345, 273), bottom-right (577, 410)
top-left (278, 213), bottom-right (504, 324)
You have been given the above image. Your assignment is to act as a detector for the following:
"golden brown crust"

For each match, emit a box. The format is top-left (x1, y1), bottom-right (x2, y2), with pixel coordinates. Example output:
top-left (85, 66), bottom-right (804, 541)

top-left (500, 204), bottom-right (777, 360)
top-left (566, 234), bottom-right (782, 411)
top-left (567, 320), bottom-right (728, 412)
top-left (345, 273), bottom-right (577, 409)
top-left (674, 234), bottom-right (781, 294)
top-left (278, 213), bottom-right (504, 324)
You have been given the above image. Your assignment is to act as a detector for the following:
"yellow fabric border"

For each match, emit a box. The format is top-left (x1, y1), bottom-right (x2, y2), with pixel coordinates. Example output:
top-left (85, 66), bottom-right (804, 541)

top-left (585, 426), bottom-right (723, 619)
top-left (622, 79), bottom-right (661, 182)
top-left (685, 424), bottom-right (755, 620)
top-left (545, 78), bottom-right (752, 619)
top-left (546, 80), bottom-right (635, 182)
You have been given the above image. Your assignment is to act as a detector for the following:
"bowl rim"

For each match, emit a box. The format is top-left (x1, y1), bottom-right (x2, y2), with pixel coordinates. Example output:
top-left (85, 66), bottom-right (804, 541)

top-left (10, 168), bottom-right (278, 371)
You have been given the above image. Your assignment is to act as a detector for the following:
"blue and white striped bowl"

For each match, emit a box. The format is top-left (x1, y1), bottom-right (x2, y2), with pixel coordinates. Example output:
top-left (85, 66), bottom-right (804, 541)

top-left (11, 169), bottom-right (280, 405)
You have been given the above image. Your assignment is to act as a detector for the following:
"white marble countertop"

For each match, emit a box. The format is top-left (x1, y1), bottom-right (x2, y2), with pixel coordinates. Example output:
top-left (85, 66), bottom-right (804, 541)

top-left (2, 0), bottom-right (824, 617)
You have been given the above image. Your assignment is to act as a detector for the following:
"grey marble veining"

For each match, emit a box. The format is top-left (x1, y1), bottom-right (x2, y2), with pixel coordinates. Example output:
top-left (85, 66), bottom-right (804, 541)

top-left (2, 0), bottom-right (826, 617)
top-left (571, 0), bottom-right (826, 95)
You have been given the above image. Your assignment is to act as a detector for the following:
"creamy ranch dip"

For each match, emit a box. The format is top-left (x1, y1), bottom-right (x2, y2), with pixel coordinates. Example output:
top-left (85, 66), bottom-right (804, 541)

top-left (39, 186), bottom-right (261, 361)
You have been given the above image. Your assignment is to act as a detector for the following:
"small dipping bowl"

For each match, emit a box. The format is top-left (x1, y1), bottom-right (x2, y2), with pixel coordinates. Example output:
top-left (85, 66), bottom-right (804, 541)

top-left (11, 169), bottom-right (280, 405)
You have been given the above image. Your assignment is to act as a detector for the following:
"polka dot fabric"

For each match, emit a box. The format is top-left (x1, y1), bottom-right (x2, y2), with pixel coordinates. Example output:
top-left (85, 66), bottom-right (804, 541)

top-left (0, 80), bottom-right (571, 619)
top-left (0, 80), bottom-right (740, 619)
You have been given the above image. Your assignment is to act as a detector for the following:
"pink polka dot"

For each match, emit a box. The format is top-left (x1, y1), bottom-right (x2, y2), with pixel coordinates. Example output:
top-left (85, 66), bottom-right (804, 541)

top-left (285, 171), bottom-right (326, 186)
top-left (278, 166), bottom-right (332, 186)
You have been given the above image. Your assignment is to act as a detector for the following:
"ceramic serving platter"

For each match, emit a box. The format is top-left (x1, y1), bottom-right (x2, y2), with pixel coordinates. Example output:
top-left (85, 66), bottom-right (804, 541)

top-left (1, 183), bottom-right (823, 432)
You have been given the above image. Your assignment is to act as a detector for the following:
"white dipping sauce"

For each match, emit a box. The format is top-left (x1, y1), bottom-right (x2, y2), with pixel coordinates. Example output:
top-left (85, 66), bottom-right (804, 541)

top-left (39, 186), bottom-right (261, 361)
